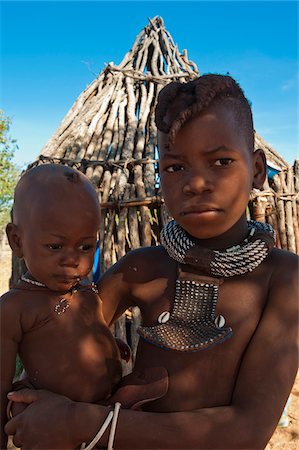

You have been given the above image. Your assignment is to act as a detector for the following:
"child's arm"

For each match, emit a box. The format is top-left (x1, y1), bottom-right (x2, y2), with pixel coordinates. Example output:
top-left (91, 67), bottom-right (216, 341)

top-left (0, 292), bottom-right (23, 450)
top-left (98, 249), bottom-right (142, 326)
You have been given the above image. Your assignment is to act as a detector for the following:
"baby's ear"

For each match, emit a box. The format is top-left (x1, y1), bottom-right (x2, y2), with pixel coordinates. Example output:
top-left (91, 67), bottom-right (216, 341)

top-left (6, 223), bottom-right (23, 258)
top-left (252, 148), bottom-right (267, 189)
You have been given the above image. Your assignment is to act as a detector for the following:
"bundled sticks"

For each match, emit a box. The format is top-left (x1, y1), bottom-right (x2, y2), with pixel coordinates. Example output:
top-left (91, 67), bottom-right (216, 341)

top-left (250, 161), bottom-right (299, 254)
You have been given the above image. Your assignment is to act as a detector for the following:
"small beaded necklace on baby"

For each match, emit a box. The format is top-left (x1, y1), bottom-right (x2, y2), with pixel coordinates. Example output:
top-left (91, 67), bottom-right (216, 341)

top-left (20, 275), bottom-right (98, 315)
top-left (138, 220), bottom-right (275, 352)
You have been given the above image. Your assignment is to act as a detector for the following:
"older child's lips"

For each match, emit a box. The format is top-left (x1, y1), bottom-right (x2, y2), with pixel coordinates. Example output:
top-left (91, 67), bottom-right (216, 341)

top-left (180, 206), bottom-right (221, 216)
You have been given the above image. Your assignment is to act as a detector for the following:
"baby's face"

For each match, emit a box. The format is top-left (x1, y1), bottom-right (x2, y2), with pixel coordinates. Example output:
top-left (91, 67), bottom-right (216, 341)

top-left (158, 103), bottom-right (259, 242)
top-left (19, 192), bottom-right (100, 292)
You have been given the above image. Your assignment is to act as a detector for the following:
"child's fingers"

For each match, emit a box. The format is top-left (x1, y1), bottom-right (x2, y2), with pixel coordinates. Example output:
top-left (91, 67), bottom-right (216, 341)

top-left (7, 387), bottom-right (41, 404)
top-left (4, 414), bottom-right (19, 441)
top-left (7, 399), bottom-right (29, 418)
top-left (115, 337), bottom-right (132, 362)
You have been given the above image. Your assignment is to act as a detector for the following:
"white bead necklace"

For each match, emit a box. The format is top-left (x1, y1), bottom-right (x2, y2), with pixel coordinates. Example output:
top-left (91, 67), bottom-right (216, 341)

top-left (20, 275), bottom-right (79, 315)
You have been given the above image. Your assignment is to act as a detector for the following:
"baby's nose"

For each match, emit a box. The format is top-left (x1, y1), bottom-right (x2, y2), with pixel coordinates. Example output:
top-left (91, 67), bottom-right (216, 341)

top-left (60, 249), bottom-right (79, 267)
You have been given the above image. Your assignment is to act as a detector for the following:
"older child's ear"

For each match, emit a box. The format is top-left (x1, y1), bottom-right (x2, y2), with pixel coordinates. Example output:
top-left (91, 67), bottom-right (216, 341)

top-left (252, 148), bottom-right (267, 189)
top-left (6, 223), bottom-right (23, 258)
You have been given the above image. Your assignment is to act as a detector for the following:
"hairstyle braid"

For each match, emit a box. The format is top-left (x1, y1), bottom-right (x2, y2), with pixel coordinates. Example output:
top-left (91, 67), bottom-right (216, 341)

top-left (155, 74), bottom-right (254, 150)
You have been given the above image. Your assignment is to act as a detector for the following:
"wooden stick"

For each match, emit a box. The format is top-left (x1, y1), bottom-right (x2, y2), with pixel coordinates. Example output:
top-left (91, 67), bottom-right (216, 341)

top-left (128, 185), bottom-right (141, 250)
top-left (116, 184), bottom-right (130, 258)
top-left (274, 173), bottom-right (287, 249)
top-left (285, 168), bottom-right (296, 252)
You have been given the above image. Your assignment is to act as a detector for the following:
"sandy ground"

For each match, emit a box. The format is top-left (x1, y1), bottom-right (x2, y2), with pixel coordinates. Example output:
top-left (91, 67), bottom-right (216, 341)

top-left (1, 235), bottom-right (298, 449)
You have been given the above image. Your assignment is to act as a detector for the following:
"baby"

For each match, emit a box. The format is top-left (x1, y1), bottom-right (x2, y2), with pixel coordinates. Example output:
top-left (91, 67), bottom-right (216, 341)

top-left (0, 164), bottom-right (122, 449)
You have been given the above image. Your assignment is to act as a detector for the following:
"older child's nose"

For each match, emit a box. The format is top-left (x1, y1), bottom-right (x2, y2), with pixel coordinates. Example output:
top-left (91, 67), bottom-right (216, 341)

top-left (182, 169), bottom-right (213, 195)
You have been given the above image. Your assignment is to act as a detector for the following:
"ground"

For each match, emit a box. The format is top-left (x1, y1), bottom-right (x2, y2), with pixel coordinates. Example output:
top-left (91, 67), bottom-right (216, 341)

top-left (1, 234), bottom-right (298, 449)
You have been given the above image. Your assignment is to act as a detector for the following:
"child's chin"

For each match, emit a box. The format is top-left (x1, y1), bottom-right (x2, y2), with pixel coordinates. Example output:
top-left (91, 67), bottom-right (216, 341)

top-left (50, 279), bottom-right (78, 293)
top-left (177, 222), bottom-right (222, 240)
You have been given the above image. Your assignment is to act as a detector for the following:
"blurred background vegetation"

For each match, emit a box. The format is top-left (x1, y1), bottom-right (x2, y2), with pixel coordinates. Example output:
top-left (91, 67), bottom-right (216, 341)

top-left (0, 110), bottom-right (20, 236)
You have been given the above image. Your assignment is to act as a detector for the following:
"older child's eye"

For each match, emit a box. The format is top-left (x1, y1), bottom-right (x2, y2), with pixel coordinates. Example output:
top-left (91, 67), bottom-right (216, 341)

top-left (47, 244), bottom-right (62, 250)
top-left (214, 158), bottom-right (233, 166)
top-left (165, 164), bottom-right (185, 173)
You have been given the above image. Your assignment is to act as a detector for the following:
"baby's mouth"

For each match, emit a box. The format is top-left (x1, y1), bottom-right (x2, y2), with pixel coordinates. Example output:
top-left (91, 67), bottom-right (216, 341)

top-left (55, 275), bottom-right (81, 284)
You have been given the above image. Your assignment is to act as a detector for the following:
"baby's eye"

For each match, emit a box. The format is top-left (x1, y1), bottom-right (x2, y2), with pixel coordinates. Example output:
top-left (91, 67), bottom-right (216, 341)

top-left (78, 244), bottom-right (94, 252)
top-left (47, 244), bottom-right (62, 250)
top-left (214, 158), bottom-right (233, 167)
top-left (165, 164), bottom-right (185, 173)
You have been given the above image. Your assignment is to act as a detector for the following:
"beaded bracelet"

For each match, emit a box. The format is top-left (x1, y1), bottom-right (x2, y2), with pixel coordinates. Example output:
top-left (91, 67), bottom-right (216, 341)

top-left (80, 402), bottom-right (121, 450)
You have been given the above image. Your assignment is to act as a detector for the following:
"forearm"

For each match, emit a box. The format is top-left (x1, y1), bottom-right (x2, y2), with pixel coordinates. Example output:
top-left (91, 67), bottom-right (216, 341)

top-left (73, 403), bottom-right (266, 450)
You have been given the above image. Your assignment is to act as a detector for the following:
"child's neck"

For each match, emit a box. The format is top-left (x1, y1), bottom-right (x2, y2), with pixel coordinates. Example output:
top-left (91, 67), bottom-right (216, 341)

top-left (192, 215), bottom-right (249, 250)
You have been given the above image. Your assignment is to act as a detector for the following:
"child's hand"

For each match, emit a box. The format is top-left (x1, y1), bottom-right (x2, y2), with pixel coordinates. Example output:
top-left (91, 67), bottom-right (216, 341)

top-left (6, 377), bottom-right (34, 418)
top-left (5, 389), bottom-right (77, 449)
top-left (115, 337), bottom-right (132, 362)
top-left (109, 366), bottom-right (169, 410)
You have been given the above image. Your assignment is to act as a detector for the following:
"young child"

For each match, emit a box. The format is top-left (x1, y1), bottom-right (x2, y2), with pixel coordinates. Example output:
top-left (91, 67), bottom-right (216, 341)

top-left (0, 164), bottom-right (123, 449)
top-left (5, 75), bottom-right (298, 450)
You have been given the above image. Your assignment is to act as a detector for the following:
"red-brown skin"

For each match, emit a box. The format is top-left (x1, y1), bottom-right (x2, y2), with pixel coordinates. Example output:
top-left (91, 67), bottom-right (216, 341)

top-left (4, 106), bottom-right (299, 449)
top-left (0, 166), bottom-right (121, 450)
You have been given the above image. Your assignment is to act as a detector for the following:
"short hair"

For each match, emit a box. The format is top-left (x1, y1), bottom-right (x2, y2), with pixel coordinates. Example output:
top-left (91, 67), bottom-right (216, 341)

top-left (12, 164), bottom-right (99, 225)
top-left (155, 74), bottom-right (254, 151)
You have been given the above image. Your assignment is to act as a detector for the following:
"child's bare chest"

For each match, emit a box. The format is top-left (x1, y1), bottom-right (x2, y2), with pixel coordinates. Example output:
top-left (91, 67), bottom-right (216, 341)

top-left (137, 265), bottom-right (268, 332)
top-left (133, 264), bottom-right (271, 411)
top-left (21, 288), bottom-right (101, 331)
top-left (19, 290), bottom-right (121, 402)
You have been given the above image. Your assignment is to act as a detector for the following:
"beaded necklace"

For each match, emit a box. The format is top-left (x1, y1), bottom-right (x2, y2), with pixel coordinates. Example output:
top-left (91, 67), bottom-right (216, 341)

top-left (20, 275), bottom-right (98, 315)
top-left (138, 220), bottom-right (275, 352)
top-left (160, 220), bottom-right (275, 277)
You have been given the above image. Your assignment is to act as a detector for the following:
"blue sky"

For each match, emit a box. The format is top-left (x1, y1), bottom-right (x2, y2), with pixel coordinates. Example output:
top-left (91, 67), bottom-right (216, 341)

top-left (1, 0), bottom-right (298, 169)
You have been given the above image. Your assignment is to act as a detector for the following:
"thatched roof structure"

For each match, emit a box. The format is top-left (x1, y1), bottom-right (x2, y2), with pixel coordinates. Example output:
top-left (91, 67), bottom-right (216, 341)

top-left (26, 16), bottom-right (296, 270)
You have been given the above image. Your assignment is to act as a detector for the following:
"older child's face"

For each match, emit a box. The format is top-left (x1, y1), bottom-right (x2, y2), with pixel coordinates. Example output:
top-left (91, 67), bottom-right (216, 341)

top-left (18, 191), bottom-right (100, 292)
top-left (159, 103), bottom-right (264, 243)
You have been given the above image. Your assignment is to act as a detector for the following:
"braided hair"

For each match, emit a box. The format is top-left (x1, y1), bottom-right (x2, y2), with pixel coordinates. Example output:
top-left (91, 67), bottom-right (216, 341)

top-left (155, 74), bottom-right (254, 151)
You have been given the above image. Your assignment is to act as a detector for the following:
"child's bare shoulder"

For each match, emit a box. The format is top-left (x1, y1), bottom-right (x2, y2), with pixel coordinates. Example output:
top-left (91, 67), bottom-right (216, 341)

top-left (122, 245), bottom-right (167, 263)
top-left (0, 289), bottom-right (25, 340)
top-left (107, 245), bottom-right (170, 279)
top-left (0, 288), bottom-right (31, 326)
top-left (122, 244), bottom-right (168, 266)
top-left (264, 248), bottom-right (298, 319)
top-left (269, 247), bottom-right (298, 285)
top-left (0, 288), bottom-right (26, 311)
top-left (99, 246), bottom-right (172, 323)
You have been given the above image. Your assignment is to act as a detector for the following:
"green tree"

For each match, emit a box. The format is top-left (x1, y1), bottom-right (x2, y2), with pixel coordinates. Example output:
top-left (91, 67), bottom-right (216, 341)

top-left (0, 110), bottom-right (19, 234)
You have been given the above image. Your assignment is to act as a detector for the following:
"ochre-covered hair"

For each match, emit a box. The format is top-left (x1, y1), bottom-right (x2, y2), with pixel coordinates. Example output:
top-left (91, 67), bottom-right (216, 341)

top-left (155, 74), bottom-right (254, 151)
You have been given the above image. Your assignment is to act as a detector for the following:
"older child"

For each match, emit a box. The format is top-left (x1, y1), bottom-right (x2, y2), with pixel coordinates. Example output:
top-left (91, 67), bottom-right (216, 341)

top-left (0, 164), bottom-right (123, 449)
top-left (5, 75), bottom-right (298, 449)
